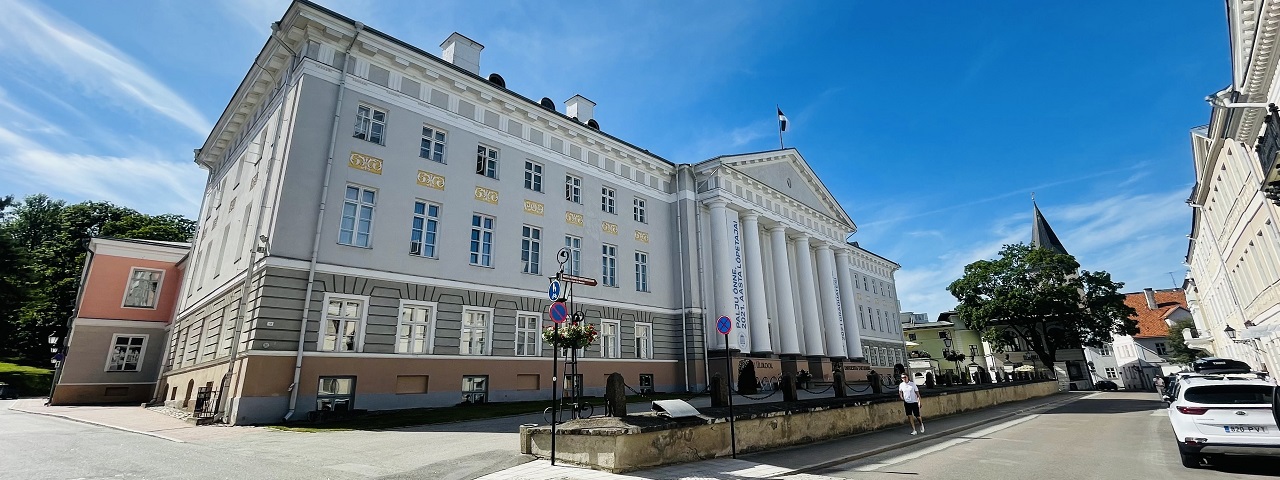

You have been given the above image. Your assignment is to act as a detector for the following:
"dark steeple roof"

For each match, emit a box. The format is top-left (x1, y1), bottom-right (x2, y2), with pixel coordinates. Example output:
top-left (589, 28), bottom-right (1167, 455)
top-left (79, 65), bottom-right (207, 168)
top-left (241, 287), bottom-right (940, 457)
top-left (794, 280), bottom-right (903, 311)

top-left (1032, 202), bottom-right (1069, 255)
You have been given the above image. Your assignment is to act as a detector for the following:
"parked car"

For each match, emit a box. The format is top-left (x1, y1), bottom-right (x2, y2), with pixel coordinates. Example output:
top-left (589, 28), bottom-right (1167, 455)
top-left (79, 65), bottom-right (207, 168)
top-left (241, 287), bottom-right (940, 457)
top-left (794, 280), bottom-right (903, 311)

top-left (1095, 380), bottom-right (1118, 391)
top-left (1166, 372), bottom-right (1280, 467)
top-left (0, 383), bottom-right (17, 400)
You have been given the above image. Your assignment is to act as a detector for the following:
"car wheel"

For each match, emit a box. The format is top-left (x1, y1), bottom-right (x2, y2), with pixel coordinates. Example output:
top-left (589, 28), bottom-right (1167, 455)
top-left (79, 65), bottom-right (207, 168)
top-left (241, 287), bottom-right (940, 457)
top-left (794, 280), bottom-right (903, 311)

top-left (1179, 451), bottom-right (1202, 468)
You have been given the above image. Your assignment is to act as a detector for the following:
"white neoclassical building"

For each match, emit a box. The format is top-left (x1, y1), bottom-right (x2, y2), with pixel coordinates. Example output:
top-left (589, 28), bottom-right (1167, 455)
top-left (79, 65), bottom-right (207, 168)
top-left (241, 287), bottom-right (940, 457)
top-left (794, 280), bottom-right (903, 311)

top-left (156, 0), bottom-right (906, 424)
top-left (1184, 0), bottom-right (1280, 373)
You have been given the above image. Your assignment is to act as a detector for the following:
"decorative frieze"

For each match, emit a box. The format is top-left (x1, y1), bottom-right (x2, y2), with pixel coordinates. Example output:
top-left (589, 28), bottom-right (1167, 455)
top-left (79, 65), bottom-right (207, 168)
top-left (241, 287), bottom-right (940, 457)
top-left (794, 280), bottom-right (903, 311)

top-left (416, 170), bottom-right (445, 190)
top-left (349, 152), bottom-right (383, 175)
top-left (474, 186), bottom-right (498, 204)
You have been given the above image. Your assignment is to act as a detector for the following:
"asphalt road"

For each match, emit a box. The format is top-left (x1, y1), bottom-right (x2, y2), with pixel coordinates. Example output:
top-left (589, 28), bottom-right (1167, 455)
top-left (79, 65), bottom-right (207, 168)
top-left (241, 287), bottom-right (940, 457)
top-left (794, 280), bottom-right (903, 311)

top-left (812, 392), bottom-right (1279, 479)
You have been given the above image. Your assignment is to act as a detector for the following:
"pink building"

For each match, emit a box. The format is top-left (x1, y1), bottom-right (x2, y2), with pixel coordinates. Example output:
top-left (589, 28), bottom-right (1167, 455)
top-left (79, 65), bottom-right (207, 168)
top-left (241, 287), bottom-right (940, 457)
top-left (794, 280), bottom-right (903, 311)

top-left (50, 238), bottom-right (189, 405)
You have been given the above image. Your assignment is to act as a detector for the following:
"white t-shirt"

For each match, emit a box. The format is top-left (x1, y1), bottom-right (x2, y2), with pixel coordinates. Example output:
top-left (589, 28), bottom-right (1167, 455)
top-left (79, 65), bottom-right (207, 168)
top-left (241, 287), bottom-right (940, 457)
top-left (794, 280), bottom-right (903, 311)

top-left (899, 381), bottom-right (920, 403)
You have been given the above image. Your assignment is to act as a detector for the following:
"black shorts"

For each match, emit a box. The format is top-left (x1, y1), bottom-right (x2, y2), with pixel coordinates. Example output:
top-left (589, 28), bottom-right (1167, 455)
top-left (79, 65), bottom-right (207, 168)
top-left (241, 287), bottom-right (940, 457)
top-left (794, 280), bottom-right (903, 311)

top-left (903, 401), bottom-right (920, 417)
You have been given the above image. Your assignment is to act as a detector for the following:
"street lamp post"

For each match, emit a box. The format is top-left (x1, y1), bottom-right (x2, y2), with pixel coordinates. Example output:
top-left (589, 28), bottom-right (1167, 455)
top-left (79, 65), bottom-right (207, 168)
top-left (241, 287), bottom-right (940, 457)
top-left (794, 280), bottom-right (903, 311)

top-left (1223, 323), bottom-right (1266, 368)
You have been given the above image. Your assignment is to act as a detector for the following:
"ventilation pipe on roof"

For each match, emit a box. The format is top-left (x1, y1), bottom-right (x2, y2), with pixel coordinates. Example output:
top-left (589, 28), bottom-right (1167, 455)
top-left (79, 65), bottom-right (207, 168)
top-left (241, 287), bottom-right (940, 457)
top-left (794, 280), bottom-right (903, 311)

top-left (565, 95), bottom-right (595, 123)
top-left (440, 32), bottom-right (483, 75)
top-left (1144, 288), bottom-right (1157, 310)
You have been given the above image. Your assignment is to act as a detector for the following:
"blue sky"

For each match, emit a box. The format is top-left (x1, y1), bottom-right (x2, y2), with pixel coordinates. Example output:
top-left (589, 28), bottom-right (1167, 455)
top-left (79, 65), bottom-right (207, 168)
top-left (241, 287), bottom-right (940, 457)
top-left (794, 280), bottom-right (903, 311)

top-left (0, 1), bottom-right (1227, 317)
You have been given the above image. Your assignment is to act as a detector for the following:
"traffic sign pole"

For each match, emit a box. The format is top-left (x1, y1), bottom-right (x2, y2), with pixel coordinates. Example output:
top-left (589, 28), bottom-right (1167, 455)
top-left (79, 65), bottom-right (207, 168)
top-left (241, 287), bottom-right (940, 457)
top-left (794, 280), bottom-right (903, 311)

top-left (716, 315), bottom-right (736, 459)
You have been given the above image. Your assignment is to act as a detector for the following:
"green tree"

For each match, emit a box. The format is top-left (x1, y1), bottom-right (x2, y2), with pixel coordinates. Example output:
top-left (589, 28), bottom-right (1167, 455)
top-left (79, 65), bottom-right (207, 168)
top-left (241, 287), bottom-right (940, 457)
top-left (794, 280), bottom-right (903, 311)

top-left (0, 195), bottom-right (32, 361)
top-left (0, 195), bottom-right (195, 366)
top-left (947, 243), bottom-right (1138, 367)
top-left (1165, 318), bottom-right (1208, 366)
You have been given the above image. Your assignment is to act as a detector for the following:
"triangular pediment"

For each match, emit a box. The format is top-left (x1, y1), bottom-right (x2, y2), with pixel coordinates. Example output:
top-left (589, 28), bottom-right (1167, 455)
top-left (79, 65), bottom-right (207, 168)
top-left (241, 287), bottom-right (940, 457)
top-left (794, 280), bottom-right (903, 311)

top-left (700, 149), bottom-right (855, 230)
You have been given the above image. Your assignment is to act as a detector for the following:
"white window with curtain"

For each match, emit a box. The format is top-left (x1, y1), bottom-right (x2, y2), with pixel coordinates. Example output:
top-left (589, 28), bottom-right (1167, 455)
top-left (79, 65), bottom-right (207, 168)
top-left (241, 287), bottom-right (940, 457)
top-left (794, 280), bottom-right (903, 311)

top-left (396, 301), bottom-right (435, 354)
top-left (635, 322), bottom-right (652, 359)
top-left (460, 307), bottom-right (493, 355)
top-left (321, 295), bottom-right (367, 352)
top-left (601, 320), bottom-right (620, 358)
top-left (122, 268), bottom-right (164, 308)
top-left (105, 334), bottom-right (147, 371)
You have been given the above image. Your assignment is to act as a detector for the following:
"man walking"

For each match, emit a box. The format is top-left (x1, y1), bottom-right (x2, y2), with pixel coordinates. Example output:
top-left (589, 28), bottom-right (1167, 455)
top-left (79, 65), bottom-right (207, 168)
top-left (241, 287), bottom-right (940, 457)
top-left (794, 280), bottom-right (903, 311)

top-left (899, 373), bottom-right (924, 435)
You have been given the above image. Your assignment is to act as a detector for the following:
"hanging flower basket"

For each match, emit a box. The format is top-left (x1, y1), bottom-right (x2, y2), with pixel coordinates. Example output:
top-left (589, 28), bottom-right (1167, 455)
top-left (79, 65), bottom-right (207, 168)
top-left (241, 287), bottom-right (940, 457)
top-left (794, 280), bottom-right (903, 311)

top-left (543, 322), bottom-right (598, 349)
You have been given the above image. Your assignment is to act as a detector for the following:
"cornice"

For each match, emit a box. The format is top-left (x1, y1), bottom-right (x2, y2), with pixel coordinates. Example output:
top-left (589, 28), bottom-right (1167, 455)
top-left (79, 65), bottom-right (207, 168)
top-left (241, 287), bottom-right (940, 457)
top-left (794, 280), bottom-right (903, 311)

top-left (1234, 0), bottom-right (1280, 140)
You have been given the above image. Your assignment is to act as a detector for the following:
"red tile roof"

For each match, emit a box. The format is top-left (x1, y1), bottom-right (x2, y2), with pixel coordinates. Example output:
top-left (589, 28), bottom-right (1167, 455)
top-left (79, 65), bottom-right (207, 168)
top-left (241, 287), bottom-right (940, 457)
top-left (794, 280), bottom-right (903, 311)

top-left (1122, 289), bottom-right (1188, 339)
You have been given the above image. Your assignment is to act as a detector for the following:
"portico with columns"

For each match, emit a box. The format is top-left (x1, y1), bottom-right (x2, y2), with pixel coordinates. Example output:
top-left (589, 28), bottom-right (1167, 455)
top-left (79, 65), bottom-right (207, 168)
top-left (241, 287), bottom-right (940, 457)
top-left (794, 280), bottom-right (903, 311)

top-left (690, 149), bottom-right (874, 384)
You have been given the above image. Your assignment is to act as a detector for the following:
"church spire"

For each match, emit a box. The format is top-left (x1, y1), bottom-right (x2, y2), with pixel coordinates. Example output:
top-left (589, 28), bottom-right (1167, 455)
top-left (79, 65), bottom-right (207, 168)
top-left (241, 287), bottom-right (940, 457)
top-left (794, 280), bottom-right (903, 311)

top-left (1032, 200), bottom-right (1069, 255)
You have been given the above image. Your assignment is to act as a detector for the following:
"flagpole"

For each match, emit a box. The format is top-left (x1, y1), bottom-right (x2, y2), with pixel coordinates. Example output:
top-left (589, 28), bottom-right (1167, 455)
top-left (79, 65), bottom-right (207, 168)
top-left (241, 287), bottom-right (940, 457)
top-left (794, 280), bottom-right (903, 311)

top-left (777, 105), bottom-right (785, 149)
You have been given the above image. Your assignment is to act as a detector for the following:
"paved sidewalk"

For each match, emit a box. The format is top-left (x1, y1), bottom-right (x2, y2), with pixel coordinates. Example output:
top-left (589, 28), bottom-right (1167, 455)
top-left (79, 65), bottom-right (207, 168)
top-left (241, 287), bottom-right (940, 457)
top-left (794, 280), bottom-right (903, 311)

top-left (6, 398), bottom-right (251, 443)
top-left (476, 391), bottom-right (1091, 480)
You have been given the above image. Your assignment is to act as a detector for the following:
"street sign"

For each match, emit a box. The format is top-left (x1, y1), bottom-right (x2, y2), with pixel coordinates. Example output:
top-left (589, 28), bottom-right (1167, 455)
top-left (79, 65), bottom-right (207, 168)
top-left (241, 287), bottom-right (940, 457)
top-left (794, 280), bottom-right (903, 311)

top-left (557, 273), bottom-right (598, 286)
top-left (548, 280), bottom-right (561, 300)
top-left (549, 301), bottom-right (568, 323)
top-left (716, 315), bottom-right (732, 335)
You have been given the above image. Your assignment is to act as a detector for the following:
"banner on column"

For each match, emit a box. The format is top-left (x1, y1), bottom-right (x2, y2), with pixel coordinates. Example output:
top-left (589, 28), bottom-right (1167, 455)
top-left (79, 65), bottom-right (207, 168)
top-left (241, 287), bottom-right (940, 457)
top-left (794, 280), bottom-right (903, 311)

top-left (832, 275), bottom-right (846, 339)
top-left (731, 219), bottom-right (749, 351)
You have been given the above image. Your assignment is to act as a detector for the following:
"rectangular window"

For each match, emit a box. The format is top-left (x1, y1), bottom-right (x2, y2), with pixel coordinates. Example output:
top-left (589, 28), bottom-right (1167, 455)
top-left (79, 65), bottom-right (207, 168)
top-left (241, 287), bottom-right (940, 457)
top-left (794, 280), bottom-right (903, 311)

top-left (321, 297), bottom-right (365, 352)
top-left (235, 203), bottom-right (252, 263)
top-left (521, 225), bottom-right (541, 274)
top-left (634, 251), bottom-right (649, 292)
top-left (601, 186), bottom-right (616, 214)
top-left (409, 201), bottom-right (440, 257)
top-left (122, 268), bottom-right (163, 308)
top-left (565, 235), bottom-right (582, 275)
top-left (601, 244), bottom-right (617, 287)
top-left (635, 322), bottom-right (653, 359)
top-left (105, 335), bottom-right (147, 371)
top-left (1099, 344), bottom-right (1112, 356)
top-left (462, 375), bottom-right (488, 404)
top-left (1105, 367), bottom-right (1117, 378)
top-left (1155, 342), bottom-right (1167, 356)
top-left (317, 376), bottom-right (355, 412)
top-left (470, 214), bottom-right (494, 267)
top-left (354, 105), bottom-right (386, 145)
top-left (340, 185), bottom-right (376, 248)
top-left (396, 302), bottom-right (434, 354)
top-left (908, 333), bottom-right (917, 341)
top-left (601, 321), bottom-right (620, 358)
top-left (460, 309), bottom-right (490, 355)
top-left (515, 313), bottom-right (540, 356)
top-left (420, 125), bottom-right (446, 162)
top-left (476, 144), bottom-right (498, 178)
top-left (633, 198), bottom-right (646, 223)
top-left (524, 160), bottom-right (543, 193)
top-left (565, 175), bottom-right (582, 203)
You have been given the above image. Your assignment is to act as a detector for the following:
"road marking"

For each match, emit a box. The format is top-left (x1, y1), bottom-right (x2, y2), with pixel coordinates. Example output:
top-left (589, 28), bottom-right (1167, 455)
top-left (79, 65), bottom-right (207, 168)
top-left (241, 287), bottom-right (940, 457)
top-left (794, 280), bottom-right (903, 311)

top-left (853, 415), bottom-right (1040, 471)
top-left (1081, 392), bottom-right (1105, 399)
top-left (1150, 409), bottom-right (1168, 417)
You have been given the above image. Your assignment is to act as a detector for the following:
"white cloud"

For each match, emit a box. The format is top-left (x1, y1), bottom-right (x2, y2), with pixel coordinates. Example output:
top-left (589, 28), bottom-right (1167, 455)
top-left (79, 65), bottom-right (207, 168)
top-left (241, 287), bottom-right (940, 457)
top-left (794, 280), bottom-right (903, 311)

top-left (0, 0), bottom-right (211, 135)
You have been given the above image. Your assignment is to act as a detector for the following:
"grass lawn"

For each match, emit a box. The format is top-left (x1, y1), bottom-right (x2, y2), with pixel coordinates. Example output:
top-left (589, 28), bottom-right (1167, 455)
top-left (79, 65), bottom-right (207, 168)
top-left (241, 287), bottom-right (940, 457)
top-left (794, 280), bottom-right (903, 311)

top-left (0, 361), bottom-right (53, 397)
top-left (269, 392), bottom-right (699, 433)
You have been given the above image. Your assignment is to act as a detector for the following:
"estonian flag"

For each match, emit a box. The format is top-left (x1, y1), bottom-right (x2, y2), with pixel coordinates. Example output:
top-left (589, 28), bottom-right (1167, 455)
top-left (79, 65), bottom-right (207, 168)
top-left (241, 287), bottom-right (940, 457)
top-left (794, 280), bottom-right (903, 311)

top-left (777, 107), bottom-right (788, 132)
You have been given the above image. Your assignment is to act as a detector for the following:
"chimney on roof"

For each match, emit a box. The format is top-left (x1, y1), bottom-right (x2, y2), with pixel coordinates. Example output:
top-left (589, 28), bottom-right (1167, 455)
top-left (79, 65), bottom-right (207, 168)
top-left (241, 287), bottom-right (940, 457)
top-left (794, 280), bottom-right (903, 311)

top-left (565, 95), bottom-right (595, 123)
top-left (440, 32), bottom-right (483, 75)
top-left (1144, 288), bottom-right (1157, 310)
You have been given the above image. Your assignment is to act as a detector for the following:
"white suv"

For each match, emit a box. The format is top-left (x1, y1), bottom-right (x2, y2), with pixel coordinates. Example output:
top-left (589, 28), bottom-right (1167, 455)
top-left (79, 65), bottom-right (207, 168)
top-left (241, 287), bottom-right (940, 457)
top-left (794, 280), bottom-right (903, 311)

top-left (1166, 373), bottom-right (1279, 468)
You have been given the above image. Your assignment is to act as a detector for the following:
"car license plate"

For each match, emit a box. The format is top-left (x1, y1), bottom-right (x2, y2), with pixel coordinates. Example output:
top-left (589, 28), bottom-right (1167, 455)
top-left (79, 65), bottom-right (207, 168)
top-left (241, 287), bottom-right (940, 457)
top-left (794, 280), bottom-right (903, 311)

top-left (1224, 425), bottom-right (1268, 433)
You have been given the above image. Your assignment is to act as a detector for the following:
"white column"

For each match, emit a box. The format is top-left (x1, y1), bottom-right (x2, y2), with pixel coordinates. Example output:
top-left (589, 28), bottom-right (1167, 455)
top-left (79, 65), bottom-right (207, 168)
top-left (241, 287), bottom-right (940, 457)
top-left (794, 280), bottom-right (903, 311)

top-left (836, 250), bottom-right (864, 359)
top-left (816, 244), bottom-right (848, 358)
top-left (707, 199), bottom-right (733, 351)
top-left (741, 213), bottom-right (773, 354)
top-left (793, 234), bottom-right (825, 357)
top-left (769, 226), bottom-right (801, 354)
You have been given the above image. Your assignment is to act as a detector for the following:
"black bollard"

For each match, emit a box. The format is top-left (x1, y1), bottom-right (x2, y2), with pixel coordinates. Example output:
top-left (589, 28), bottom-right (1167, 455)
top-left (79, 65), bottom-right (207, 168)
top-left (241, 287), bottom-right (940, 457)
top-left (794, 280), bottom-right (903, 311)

top-left (711, 373), bottom-right (729, 407)
top-left (781, 373), bottom-right (798, 402)
top-left (833, 369), bottom-right (846, 398)
top-left (605, 373), bottom-right (626, 417)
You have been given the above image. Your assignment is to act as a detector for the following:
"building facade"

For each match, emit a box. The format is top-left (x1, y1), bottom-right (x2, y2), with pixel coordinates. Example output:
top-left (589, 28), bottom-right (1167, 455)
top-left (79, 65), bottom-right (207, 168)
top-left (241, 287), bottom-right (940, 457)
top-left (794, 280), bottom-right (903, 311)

top-left (157, 0), bottom-right (906, 424)
top-left (1184, 0), bottom-right (1280, 373)
top-left (1096, 288), bottom-right (1188, 390)
top-left (51, 238), bottom-right (188, 405)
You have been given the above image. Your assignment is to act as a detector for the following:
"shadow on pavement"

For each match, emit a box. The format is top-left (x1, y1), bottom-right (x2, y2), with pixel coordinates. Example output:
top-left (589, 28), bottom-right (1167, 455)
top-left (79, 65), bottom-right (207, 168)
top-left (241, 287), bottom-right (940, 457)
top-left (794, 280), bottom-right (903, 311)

top-left (1202, 455), bottom-right (1280, 477)
top-left (1040, 397), bottom-right (1165, 415)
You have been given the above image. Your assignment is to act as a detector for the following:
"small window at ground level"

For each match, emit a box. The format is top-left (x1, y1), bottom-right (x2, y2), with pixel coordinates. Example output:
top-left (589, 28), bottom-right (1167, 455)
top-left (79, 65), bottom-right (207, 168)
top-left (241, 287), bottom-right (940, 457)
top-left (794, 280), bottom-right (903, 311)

top-left (1184, 385), bottom-right (1273, 405)
top-left (639, 374), bottom-right (654, 393)
top-left (462, 375), bottom-right (488, 404)
top-left (317, 376), bottom-right (355, 412)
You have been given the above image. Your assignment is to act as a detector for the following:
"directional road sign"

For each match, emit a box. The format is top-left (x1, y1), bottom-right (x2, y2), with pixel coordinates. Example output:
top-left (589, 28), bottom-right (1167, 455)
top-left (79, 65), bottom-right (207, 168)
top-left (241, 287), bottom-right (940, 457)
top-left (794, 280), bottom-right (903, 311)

top-left (549, 301), bottom-right (569, 323)
top-left (557, 273), bottom-right (598, 286)
top-left (548, 280), bottom-right (561, 300)
top-left (716, 315), bottom-right (732, 335)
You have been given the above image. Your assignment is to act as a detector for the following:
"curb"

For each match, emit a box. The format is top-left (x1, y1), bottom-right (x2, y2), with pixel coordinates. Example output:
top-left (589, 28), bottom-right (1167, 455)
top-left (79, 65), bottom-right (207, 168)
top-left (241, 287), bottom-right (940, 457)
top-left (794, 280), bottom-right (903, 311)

top-left (8, 404), bottom-right (187, 443)
top-left (790, 391), bottom-right (1090, 474)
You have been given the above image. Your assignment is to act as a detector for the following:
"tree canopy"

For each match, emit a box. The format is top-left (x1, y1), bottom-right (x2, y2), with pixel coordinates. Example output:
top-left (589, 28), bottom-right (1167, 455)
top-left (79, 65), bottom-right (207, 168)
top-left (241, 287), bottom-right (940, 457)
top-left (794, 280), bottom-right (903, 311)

top-left (0, 194), bottom-right (195, 366)
top-left (947, 243), bottom-right (1138, 366)
top-left (1164, 318), bottom-right (1209, 366)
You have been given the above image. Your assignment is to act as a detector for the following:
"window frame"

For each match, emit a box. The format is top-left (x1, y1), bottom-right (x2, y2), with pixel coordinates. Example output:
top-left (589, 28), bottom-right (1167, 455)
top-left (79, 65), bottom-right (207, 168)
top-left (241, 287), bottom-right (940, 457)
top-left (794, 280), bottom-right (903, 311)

top-left (521, 225), bottom-right (542, 275)
top-left (409, 200), bottom-right (441, 258)
top-left (462, 375), bottom-right (489, 404)
top-left (354, 104), bottom-right (387, 145)
top-left (633, 197), bottom-right (647, 223)
top-left (469, 214), bottom-right (495, 267)
top-left (601, 320), bottom-right (621, 359)
top-left (317, 376), bottom-right (357, 412)
top-left (601, 243), bottom-right (618, 287)
top-left (523, 160), bottom-right (544, 193)
top-left (564, 235), bottom-right (582, 276)
top-left (339, 185), bottom-right (377, 248)
top-left (634, 322), bottom-right (653, 359)
top-left (420, 124), bottom-right (447, 163)
top-left (476, 144), bottom-right (499, 179)
top-left (460, 306), bottom-right (495, 355)
top-left (395, 300), bottom-right (437, 354)
top-left (104, 334), bottom-right (148, 372)
top-left (319, 294), bottom-right (370, 352)
top-left (515, 311), bottom-right (541, 357)
top-left (565, 174), bottom-right (582, 204)
top-left (121, 267), bottom-right (165, 309)
top-left (634, 250), bottom-right (649, 292)
top-left (601, 186), bottom-right (616, 214)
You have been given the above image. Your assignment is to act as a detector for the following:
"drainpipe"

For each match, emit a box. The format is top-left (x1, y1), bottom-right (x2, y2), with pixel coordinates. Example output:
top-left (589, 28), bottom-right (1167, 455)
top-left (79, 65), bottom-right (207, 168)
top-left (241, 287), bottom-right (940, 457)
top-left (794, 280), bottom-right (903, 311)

top-left (675, 165), bottom-right (690, 392)
top-left (217, 42), bottom-right (302, 423)
top-left (692, 170), bottom-right (711, 389)
top-left (285, 21), bottom-right (364, 422)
